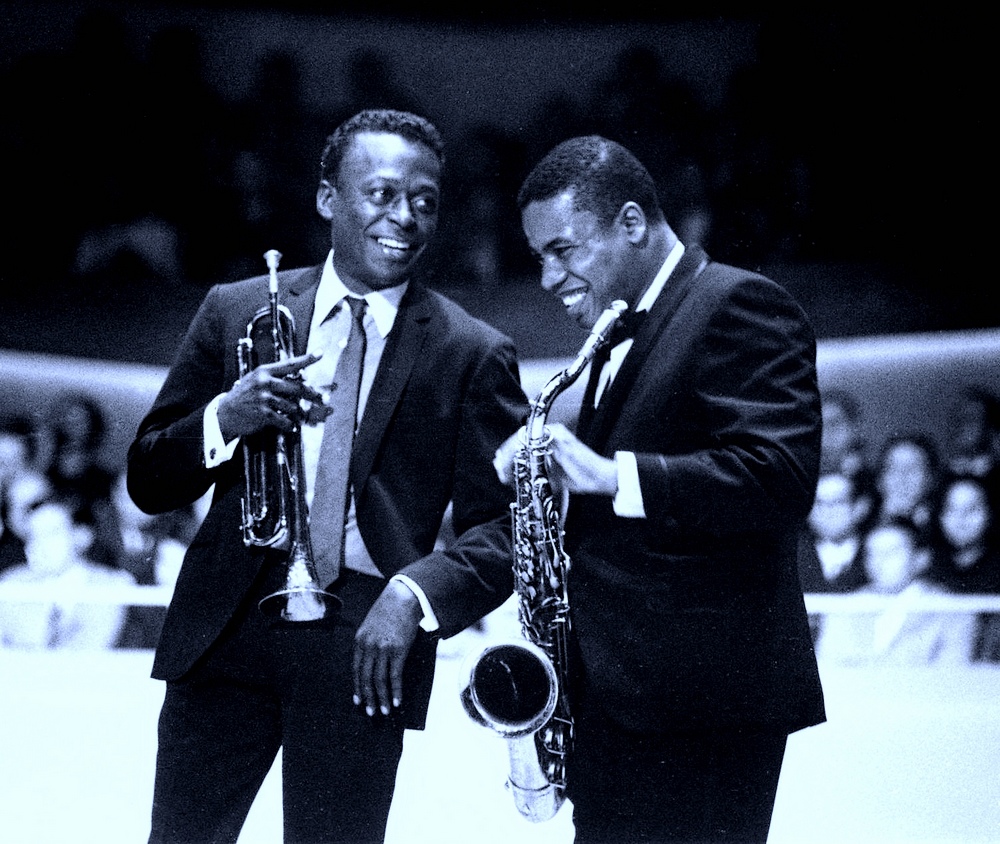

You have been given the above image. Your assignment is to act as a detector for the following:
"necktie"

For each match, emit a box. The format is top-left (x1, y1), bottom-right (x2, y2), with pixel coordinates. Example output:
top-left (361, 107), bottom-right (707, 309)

top-left (311, 296), bottom-right (367, 586)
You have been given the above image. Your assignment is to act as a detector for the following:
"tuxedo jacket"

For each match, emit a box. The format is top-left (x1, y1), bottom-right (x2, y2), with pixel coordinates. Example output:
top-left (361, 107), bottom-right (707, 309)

top-left (565, 245), bottom-right (826, 734)
top-left (127, 265), bottom-right (526, 724)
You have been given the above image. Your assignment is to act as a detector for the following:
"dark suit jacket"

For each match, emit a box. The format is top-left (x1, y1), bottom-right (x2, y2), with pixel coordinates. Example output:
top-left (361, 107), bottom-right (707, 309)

top-left (566, 245), bottom-right (826, 733)
top-left (127, 264), bottom-right (526, 727)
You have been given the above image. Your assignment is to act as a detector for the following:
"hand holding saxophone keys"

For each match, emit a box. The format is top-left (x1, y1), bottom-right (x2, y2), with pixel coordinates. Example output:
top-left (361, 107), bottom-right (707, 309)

top-left (543, 424), bottom-right (618, 497)
top-left (219, 352), bottom-right (329, 440)
top-left (494, 424), bottom-right (617, 497)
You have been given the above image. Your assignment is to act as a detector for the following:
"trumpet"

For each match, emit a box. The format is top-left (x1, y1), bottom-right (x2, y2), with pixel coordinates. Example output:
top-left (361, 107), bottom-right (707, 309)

top-left (238, 249), bottom-right (340, 623)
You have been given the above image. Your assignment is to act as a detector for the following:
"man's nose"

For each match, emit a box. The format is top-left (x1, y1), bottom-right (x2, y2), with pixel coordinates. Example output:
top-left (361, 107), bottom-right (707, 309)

top-left (389, 195), bottom-right (415, 228)
top-left (540, 256), bottom-right (566, 291)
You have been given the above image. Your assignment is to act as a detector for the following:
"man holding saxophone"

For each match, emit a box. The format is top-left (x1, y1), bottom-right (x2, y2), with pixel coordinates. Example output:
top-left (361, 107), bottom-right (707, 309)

top-left (128, 110), bottom-right (527, 843)
top-left (494, 136), bottom-right (825, 843)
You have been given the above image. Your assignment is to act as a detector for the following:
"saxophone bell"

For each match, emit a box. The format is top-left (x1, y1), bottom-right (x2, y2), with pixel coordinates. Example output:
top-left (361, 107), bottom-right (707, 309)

top-left (458, 639), bottom-right (564, 822)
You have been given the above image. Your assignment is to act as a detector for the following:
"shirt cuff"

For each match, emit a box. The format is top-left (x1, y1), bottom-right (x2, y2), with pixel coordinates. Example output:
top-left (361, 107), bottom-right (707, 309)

top-left (612, 451), bottom-right (646, 518)
top-left (203, 394), bottom-right (240, 468)
top-left (390, 574), bottom-right (440, 632)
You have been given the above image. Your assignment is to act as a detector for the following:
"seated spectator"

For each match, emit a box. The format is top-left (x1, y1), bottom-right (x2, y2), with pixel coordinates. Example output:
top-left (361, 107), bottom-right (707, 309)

top-left (800, 471), bottom-right (872, 592)
top-left (799, 471), bottom-right (872, 640)
top-left (110, 472), bottom-right (191, 648)
top-left (928, 474), bottom-right (1000, 661)
top-left (872, 433), bottom-right (941, 535)
top-left (0, 469), bottom-right (52, 577)
top-left (944, 387), bottom-right (1000, 478)
top-left (815, 517), bottom-right (976, 666)
top-left (819, 389), bottom-right (871, 483)
top-left (0, 415), bottom-right (33, 491)
top-left (0, 496), bottom-right (135, 650)
top-left (39, 392), bottom-right (123, 569)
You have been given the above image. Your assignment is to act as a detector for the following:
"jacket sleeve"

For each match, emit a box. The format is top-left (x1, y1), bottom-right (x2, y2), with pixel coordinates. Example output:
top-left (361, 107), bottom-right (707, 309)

top-left (400, 335), bottom-right (527, 637)
top-left (635, 274), bottom-right (821, 536)
top-left (127, 285), bottom-right (233, 514)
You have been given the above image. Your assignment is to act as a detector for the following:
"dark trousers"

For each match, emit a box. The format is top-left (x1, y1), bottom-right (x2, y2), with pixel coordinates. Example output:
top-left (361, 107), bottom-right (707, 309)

top-left (148, 569), bottom-right (405, 844)
top-left (568, 699), bottom-right (788, 844)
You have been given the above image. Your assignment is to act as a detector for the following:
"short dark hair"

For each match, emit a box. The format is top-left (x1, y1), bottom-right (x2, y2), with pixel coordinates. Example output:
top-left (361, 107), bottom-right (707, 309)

top-left (516, 135), bottom-right (664, 228)
top-left (320, 109), bottom-right (445, 183)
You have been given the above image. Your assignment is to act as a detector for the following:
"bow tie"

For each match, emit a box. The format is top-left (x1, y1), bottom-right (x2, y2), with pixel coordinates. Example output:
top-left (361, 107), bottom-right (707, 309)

top-left (606, 308), bottom-right (648, 347)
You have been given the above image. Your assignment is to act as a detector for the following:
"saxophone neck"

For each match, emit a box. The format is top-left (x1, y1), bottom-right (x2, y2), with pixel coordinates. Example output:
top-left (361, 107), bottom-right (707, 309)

top-left (525, 299), bottom-right (629, 442)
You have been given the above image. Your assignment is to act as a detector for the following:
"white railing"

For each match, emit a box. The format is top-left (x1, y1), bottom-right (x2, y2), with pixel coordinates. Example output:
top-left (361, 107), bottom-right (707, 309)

top-left (2, 583), bottom-right (999, 612)
top-left (0, 582), bottom-right (174, 606)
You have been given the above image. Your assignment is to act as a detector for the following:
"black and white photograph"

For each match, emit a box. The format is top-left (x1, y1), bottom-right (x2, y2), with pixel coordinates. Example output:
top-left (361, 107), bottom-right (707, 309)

top-left (1, 4), bottom-right (995, 843)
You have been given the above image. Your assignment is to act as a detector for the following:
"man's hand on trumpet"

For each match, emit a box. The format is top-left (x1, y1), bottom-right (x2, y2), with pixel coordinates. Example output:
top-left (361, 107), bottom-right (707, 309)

top-left (218, 353), bottom-right (329, 440)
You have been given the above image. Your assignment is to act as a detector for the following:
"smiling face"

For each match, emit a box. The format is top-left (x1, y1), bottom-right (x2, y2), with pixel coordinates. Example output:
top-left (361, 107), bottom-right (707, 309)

top-left (316, 131), bottom-right (441, 294)
top-left (521, 190), bottom-right (644, 330)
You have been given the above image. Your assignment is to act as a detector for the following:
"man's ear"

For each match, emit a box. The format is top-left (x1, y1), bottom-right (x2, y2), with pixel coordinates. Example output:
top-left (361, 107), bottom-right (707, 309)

top-left (316, 180), bottom-right (336, 221)
top-left (616, 201), bottom-right (647, 245)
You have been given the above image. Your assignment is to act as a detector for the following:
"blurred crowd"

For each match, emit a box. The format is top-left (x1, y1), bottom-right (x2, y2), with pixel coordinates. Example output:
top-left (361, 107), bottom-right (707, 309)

top-left (5, 380), bottom-right (1000, 660)
top-left (0, 394), bottom-right (203, 650)
top-left (801, 387), bottom-right (1000, 666)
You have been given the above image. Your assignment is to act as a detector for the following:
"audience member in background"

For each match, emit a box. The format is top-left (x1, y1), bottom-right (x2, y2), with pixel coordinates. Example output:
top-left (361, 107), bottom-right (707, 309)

top-left (0, 418), bottom-right (36, 576)
top-left (944, 387), bottom-right (1000, 479)
top-left (0, 416), bottom-right (33, 489)
top-left (0, 469), bottom-right (53, 577)
top-left (800, 471), bottom-right (872, 592)
top-left (928, 473), bottom-right (1000, 661)
top-left (871, 433), bottom-right (941, 536)
top-left (40, 392), bottom-right (123, 569)
top-left (815, 516), bottom-right (976, 666)
top-left (798, 471), bottom-right (871, 639)
top-left (819, 389), bottom-right (871, 484)
top-left (0, 496), bottom-right (135, 649)
top-left (111, 472), bottom-right (192, 648)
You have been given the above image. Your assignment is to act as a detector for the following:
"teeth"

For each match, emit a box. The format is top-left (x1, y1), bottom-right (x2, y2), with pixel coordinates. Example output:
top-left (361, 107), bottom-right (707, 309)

top-left (561, 290), bottom-right (585, 308)
top-left (377, 237), bottom-right (411, 250)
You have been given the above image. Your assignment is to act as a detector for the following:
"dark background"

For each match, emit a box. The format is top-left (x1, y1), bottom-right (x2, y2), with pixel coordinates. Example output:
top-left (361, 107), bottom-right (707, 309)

top-left (1, 3), bottom-right (991, 364)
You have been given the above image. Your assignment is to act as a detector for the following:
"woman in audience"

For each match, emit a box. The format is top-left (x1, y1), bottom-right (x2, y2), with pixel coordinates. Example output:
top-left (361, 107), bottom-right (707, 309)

top-left (815, 516), bottom-right (976, 666)
top-left (39, 392), bottom-right (123, 569)
top-left (928, 473), bottom-right (1000, 661)
top-left (871, 433), bottom-right (941, 536)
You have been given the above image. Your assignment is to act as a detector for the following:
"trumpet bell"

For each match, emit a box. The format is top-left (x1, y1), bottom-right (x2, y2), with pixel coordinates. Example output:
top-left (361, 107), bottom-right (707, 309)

top-left (257, 545), bottom-right (342, 623)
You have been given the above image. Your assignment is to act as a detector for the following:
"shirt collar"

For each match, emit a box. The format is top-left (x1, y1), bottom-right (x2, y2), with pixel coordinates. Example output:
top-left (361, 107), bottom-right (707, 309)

top-left (314, 250), bottom-right (407, 339)
top-left (634, 240), bottom-right (685, 314)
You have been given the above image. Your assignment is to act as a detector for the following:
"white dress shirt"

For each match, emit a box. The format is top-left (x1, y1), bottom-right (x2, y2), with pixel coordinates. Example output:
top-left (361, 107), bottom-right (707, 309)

top-left (602, 240), bottom-right (685, 519)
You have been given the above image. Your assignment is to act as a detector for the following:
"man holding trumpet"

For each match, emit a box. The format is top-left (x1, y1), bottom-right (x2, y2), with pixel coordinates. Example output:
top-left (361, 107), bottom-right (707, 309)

top-left (128, 109), bottom-right (526, 843)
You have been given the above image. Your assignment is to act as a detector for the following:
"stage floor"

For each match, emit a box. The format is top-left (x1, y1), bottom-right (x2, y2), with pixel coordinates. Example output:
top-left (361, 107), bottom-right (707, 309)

top-left (2, 601), bottom-right (999, 843)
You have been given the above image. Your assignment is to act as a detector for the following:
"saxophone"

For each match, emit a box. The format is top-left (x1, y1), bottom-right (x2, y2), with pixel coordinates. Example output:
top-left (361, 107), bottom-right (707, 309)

top-left (460, 300), bottom-right (627, 822)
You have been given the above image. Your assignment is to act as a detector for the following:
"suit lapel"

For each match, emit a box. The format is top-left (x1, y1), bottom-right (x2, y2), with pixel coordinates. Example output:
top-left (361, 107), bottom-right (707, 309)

top-left (350, 282), bottom-right (432, 488)
top-left (585, 246), bottom-right (710, 449)
top-left (285, 265), bottom-right (323, 356)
